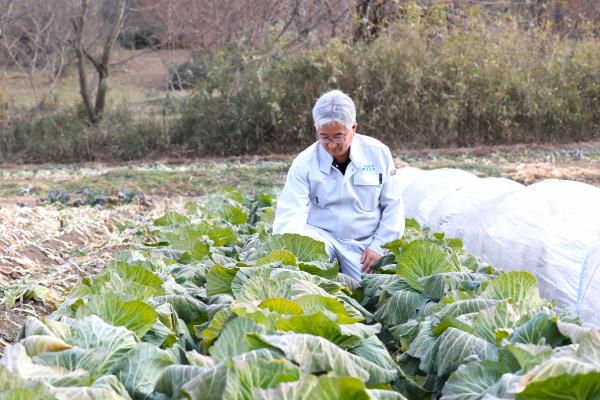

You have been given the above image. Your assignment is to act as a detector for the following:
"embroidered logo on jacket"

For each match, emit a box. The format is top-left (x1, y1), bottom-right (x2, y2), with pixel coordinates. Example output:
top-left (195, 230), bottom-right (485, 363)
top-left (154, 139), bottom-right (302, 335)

top-left (361, 164), bottom-right (376, 172)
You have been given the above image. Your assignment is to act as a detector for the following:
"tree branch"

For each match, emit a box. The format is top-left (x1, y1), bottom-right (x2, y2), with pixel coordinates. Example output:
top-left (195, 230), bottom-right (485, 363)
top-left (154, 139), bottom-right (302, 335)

top-left (94, 0), bottom-right (127, 117)
top-left (275, 0), bottom-right (301, 41)
top-left (82, 46), bottom-right (101, 71)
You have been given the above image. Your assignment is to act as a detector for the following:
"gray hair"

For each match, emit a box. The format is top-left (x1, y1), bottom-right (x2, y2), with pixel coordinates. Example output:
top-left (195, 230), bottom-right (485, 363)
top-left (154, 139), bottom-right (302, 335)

top-left (312, 90), bottom-right (356, 130)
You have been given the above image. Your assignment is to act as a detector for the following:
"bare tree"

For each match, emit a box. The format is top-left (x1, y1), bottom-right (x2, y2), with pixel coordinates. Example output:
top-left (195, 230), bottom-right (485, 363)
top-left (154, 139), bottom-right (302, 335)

top-left (139, 0), bottom-right (353, 52)
top-left (71, 0), bottom-right (127, 123)
top-left (0, 0), bottom-right (73, 110)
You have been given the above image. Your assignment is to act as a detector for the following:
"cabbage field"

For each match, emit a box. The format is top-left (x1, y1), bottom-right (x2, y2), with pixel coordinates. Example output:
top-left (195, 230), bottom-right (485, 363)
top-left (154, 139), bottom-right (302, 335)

top-left (1, 191), bottom-right (600, 399)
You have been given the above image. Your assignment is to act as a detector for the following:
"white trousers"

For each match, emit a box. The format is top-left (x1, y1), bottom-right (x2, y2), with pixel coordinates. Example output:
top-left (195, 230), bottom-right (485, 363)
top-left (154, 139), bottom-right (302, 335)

top-left (304, 225), bottom-right (371, 281)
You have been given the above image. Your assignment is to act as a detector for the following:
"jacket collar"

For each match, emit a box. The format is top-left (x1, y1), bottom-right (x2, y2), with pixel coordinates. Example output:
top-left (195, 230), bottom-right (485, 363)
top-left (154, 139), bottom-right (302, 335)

top-left (317, 134), bottom-right (365, 175)
top-left (349, 136), bottom-right (366, 168)
top-left (318, 143), bottom-right (333, 174)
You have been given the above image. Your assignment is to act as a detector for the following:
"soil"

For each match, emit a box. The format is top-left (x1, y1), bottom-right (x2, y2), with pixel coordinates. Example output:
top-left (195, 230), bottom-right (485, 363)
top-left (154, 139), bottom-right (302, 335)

top-left (0, 301), bottom-right (53, 348)
top-left (4, 137), bottom-right (600, 161)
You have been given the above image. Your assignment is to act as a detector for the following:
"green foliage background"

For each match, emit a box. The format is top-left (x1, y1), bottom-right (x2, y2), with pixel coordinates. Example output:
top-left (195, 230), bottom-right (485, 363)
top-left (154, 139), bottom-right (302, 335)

top-left (174, 12), bottom-right (600, 155)
top-left (1, 8), bottom-right (599, 162)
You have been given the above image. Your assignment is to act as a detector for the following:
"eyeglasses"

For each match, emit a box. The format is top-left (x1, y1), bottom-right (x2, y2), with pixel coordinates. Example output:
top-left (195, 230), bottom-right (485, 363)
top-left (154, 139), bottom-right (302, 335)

top-left (318, 135), bottom-right (346, 144)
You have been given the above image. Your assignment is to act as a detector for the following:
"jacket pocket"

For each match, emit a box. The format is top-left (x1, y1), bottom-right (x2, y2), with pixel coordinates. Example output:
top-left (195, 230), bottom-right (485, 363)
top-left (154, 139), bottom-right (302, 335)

top-left (353, 172), bottom-right (383, 211)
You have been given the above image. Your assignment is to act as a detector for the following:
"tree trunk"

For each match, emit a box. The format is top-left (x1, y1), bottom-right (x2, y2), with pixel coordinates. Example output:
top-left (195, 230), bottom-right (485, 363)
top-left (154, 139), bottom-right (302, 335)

top-left (353, 0), bottom-right (386, 42)
top-left (73, 0), bottom-right (96, 123)
top-left (72, 0), bottom-right (127, 124)
top-left (94, 0), bottom-right (126, 120)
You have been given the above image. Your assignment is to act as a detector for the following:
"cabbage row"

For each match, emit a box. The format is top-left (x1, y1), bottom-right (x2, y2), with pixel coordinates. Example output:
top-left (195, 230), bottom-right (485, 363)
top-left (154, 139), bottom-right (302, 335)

top-left (362, 222), bottom-right (600, 399)
top-left (1, 193), bottom-right (599, 399)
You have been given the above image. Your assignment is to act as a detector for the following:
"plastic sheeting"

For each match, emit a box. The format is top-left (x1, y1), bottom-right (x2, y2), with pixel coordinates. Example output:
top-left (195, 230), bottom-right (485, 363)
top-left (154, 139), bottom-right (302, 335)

top-left (577, 242), bottom-right (600, 327)
top-left (459, 180), bottom-right (600, 327)
top-left (401, 168), bottom-right (479, 225)
top-left (399, 168), bottom-right (600, 327)
top-left (428, 177), bottom-right (524, 237)
top-left (395, 167), bottom-right (423, 195)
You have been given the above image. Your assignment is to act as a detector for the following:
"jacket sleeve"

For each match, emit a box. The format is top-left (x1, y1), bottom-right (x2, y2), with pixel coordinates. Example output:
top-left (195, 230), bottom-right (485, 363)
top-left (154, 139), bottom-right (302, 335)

top-left (273, 159), bottom-right (311, 235)
top-left (369, 148), bottom-right (405, 255)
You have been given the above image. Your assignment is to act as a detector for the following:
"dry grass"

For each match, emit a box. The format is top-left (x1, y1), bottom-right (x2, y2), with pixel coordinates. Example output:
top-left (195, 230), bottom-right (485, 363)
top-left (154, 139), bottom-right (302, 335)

top-left (502, 162), bottom-right (600, 186)
top-left (397, 143), bottom-right (600, 187)
top-left (0, 49), bottom-right (191, 112)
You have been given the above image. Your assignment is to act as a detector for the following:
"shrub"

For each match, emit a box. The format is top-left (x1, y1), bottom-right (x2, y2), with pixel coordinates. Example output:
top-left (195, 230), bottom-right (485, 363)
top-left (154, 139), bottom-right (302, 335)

top-left (169, 61), bottom-right (206, 90)
top-left (118, 30), bottom-right (161, 50)
top-left (172, 10), bottom-right (600, 155)
top-left (0, 106), bottom-right (171, 163)
top-left (2, 6), bottom-right (599, 162)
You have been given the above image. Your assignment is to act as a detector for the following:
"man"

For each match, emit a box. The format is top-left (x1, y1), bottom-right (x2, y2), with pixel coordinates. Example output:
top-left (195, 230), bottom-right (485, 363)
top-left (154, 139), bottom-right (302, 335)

top-left (273, 90), bottom-right (404, 280)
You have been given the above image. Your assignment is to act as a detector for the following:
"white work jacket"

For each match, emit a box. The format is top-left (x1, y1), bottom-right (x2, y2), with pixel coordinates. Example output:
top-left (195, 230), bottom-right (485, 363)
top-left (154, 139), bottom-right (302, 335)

top-left (273, 134), bottom-right (405, 255)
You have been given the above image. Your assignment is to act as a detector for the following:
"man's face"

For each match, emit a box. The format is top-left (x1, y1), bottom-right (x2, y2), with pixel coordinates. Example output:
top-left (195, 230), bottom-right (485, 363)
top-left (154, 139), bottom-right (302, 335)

top-left (316, 122), bottom-right (356, 162)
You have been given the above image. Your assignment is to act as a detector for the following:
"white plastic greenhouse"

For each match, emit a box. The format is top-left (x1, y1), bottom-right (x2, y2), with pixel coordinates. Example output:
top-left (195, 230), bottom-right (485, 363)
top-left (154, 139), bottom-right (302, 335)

top-left (398, 168), bottom-right (600, 327)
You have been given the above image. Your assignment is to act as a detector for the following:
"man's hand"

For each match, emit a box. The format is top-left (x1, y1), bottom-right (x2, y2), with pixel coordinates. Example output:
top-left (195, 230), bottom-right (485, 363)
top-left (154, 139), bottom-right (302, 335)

top-left (360, 248), bottom-right (381, 274)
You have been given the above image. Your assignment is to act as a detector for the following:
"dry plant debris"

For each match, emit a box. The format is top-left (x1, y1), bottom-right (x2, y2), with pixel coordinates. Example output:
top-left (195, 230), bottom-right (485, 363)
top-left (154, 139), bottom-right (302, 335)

top-left (502, 162), bottom-right (600, 186)
top-left (0, 197), bottom-right (192, 352)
